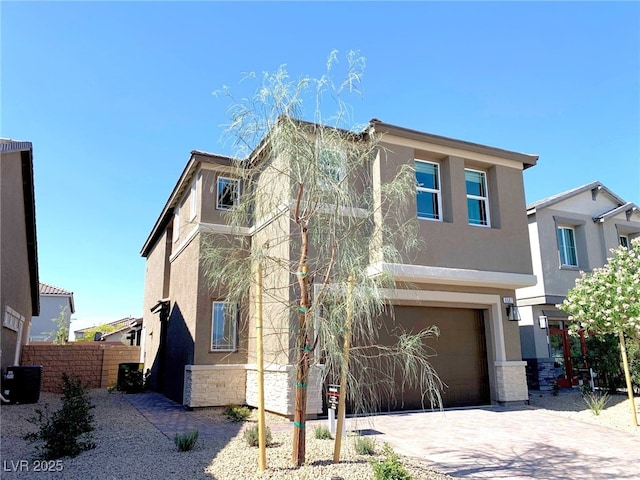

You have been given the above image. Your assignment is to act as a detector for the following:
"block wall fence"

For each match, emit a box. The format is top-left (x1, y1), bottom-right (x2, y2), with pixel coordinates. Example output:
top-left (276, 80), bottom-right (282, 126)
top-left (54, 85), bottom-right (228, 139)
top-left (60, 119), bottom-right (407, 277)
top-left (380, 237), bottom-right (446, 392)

top-left (21, 343), bottom-right (141, 392)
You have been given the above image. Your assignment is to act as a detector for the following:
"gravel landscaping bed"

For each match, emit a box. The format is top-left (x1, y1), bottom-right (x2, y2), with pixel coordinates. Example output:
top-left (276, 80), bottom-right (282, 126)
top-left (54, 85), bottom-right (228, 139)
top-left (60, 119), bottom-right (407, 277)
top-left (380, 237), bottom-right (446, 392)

top-left (0, 390), bottom-right (452, 480)
top-left (528, 389), bottom-right (640, 435)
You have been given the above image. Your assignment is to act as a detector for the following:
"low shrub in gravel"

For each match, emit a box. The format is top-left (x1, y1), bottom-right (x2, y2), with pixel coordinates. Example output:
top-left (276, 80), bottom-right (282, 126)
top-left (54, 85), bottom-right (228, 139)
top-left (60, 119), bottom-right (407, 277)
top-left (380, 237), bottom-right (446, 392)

top-left (243, 424), bottom-right (273, 447)
top-left (354, 434), bottom-right (377, 455)
top-left (583, 391), bottom-right (610, 416)
top-left (313, 425), bottom-right (333, 439)
top-left (224, 404), bottom-right (251, 422)
top-left (371, 443), bottom-right (412, 480)
top-left (174, 429), bottom-right (199, 451)
top-left (23, 373), bottom-right (96, 460)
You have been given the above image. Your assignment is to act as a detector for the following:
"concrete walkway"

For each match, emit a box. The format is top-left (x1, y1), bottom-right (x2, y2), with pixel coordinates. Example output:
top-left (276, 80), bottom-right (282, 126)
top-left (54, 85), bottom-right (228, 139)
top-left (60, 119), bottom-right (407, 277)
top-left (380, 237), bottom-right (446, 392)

top-left (125, 393), bottom-right (640, 479)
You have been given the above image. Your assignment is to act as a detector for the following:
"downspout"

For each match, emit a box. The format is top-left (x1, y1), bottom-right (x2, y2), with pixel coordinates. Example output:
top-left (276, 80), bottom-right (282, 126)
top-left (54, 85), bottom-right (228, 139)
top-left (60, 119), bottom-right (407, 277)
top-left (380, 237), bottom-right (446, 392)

top-left (13, 317), bottom-right (25, 366)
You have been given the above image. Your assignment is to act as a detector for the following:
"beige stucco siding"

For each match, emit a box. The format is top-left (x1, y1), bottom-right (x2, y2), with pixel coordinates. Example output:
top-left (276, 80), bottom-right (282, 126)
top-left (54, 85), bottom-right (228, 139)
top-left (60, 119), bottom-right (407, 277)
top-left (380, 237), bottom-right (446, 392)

top-left (1, 150), bottom-right (33, 371)
top-left (376, 142), bottom-right (533, 275)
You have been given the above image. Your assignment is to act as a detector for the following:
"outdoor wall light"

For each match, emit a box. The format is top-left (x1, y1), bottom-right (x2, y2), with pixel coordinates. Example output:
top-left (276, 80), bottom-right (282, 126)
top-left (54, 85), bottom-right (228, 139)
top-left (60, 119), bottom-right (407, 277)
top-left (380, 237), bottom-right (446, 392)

top-left (538, 315), bottom-right (548, 329)
top-left (506, 304), bottom-right (521, 322)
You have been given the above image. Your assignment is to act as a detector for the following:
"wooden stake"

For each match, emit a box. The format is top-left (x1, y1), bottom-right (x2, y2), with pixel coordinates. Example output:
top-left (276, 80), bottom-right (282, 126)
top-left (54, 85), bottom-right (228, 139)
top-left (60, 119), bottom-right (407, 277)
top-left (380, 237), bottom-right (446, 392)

top-left (619, 332), bottom-right (638, 427)
top-left (256, 263), bottom-right (267, 471)
top-left (333, 275), bottom-right (354, 463)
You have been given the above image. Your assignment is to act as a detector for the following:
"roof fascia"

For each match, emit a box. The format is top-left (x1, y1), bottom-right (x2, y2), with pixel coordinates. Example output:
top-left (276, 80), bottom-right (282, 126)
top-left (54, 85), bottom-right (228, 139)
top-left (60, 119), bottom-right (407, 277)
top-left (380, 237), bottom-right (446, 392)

top-left (370, 120), bottom-right (538, 168)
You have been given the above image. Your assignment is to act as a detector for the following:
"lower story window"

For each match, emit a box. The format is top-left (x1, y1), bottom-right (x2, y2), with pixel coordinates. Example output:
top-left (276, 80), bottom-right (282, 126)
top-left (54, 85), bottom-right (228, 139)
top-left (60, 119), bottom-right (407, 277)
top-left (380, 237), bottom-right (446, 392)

top-left (211, 302), bottom-right (238, 351)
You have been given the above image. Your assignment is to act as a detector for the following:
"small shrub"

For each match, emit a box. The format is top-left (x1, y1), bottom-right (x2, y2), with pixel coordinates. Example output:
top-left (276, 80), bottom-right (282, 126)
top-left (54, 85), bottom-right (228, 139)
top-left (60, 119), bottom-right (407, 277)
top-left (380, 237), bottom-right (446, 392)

top-left (313, 425), bottom-right (333, 440)
top-left (243, 424), bottom-right (272, 447)
top-left (371, 443), bottom-right (412, 480)
top-left (224, 404), bottom-right (251, 422)
top-left (117, 365), bottom-right (146, 393)
top-left (174, 430), bottom-right (199, 451)
top-left (583, 391), bottom-right (610, 416)
top-left (354, 434), bottom-right (377, 455)
top-left (24, 373), bottom-right (95, 460)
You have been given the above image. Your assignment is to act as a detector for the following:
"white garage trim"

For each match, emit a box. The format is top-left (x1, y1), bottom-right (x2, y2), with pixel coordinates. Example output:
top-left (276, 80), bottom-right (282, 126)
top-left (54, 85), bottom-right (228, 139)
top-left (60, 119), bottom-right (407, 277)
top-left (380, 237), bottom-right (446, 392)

top-left (378, 288), bottom-right (507, 362)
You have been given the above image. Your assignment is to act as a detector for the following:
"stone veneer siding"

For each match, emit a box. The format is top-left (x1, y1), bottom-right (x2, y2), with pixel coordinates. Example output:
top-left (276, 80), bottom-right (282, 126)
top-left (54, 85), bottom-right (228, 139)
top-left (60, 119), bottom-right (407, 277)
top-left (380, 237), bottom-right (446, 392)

top-left (494, 361), bottom-right (529, 403)
top-left (183, 365), bottom-right (246, 407)
top-left (245, 364), bottom-right (324, 417)
top-left (183, 363), bottom-right (324, 417)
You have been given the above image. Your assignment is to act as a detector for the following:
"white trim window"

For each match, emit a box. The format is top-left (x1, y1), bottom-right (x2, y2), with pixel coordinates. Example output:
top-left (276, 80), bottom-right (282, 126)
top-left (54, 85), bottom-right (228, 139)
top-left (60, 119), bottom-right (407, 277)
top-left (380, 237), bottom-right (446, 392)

top-left (415, 160), bottom-right (442, 221)
top-left (189, 179), bottom-right (197, 221)
top-left (557, 226), bottom-right (578, 267)
top-left (318, 144), bottom-right (347, 187)
top-left (465, 169), bottom-right (490, 227)
top-left (172, 206), bottom-right (180, 243)
top-left (619, 235), bottom-right (630, 249)
top-left (216, 176), bottom-right (240, 210)
top-left (211, 302), bottom-right (238, 351)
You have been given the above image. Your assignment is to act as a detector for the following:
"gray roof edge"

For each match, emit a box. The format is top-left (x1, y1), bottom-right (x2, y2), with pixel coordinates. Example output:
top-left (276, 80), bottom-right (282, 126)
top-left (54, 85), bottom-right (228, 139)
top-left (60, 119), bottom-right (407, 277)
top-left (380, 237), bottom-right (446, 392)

top-left (0, 140), bottom-right (33, 153)
top-left (527, 181), bottom-right (627, 212)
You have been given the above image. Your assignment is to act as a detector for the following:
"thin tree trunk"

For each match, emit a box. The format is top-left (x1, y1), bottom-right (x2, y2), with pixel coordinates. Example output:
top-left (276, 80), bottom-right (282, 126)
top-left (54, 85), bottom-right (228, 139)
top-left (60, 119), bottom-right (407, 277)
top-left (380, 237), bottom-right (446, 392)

top-left (619, 332), bottom-right (638, 427)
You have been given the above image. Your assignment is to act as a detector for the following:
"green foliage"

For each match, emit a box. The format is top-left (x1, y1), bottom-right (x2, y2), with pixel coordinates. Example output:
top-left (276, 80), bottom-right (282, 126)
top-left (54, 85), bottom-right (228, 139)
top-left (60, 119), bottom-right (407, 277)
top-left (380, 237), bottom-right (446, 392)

top-left (370, 443), bottom-right (412, 480)
top-left (559, 240), bottom-right (640, 337)
top-left (117, 365), bottom-right (146, 393)
top-left (627, 337), bottom-right (640, 392)
top-left (583, 391), bottom-right (610, 416)
top-left (174, 430), bottom-right (199, 451)
top-left (354, 434), bottom-right (376, 455)
top-left (243, 423), bottom-right (273, 447)
top-left (46, 307), bottom-right (69, 344)
top-left (224, 404), bottom-right (251, 422)
top-left (24, 373), bottom-right (95, 459)
top-left (313, 425), bottom-right (332, 440)
top-left (585, 334), bottom-right (624, 393)
top-left (76, 322), bottom-right (120, 342)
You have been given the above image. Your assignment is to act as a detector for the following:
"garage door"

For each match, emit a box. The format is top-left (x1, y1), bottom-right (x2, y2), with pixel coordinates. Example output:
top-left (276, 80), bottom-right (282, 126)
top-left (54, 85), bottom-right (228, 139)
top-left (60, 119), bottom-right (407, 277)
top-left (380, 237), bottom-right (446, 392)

top-left (377, 305), bottom-right (490, 410)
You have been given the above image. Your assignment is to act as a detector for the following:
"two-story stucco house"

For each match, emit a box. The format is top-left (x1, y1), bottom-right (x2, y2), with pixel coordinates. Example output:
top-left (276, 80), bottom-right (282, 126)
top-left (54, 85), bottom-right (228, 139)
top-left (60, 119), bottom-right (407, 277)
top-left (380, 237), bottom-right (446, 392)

top-left (1, 139), bottom-right (39, 377)
top-left (141, 119), bottom-right (538, 416)
top-left (29, 282), bottom-right (75, 342)
top-left (516, 182), bottom-right (640, 391)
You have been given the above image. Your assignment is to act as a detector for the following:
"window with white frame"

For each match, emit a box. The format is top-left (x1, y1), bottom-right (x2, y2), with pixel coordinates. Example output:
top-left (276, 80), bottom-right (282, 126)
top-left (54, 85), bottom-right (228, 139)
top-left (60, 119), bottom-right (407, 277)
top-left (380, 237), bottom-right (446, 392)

top-left (465, 169), bottom-right (490, 226)
top-left (318, 143), bottom-right (347, 187)
top-left (211, 302), bottom-right (238, 351)
top-left (415, 160), bottom-right (441, 221)
top-left (216, 176), bottom-right (240, 210)
top-left (619, 235), bottom-right (630, 249)
top-left (172, 206), bottom-right (180, 243)
top-left (557, 226), bottom-right (578, 267)
top-left (189, 180), bottom-right (197, 221)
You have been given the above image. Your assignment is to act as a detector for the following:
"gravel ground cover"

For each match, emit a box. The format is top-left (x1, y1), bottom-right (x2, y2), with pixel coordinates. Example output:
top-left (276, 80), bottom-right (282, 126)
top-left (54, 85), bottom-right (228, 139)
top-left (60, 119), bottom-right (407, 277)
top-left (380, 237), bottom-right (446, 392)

top-left (0, 390), bottom-right (452, 480)
top-left (528, 389), bottom-right (640, 435)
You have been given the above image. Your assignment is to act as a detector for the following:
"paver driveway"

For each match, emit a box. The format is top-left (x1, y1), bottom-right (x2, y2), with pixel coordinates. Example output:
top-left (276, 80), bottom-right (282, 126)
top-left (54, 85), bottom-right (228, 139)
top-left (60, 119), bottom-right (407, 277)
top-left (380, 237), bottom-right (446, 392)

top-left (126, 394), bottom-right (640, 479)
top-left (345, 405), bottom-right (640, 479)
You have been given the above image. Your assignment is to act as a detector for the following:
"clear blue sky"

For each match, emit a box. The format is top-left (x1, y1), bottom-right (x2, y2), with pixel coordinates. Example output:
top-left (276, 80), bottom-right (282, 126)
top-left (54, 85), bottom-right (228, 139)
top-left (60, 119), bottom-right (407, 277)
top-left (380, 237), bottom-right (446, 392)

top-left (2, 2), bottom-right (638, 332)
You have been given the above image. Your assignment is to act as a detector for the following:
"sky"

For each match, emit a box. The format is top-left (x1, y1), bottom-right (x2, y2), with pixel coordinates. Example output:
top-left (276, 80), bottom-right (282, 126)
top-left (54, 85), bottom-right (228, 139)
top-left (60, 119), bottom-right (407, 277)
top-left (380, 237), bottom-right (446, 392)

top-left (2, 2), bottom-right (639, 334)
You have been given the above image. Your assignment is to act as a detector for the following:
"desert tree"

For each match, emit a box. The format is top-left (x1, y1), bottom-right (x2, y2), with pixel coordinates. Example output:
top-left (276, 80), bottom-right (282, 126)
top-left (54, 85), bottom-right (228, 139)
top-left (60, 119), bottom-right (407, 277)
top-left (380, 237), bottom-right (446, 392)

top-left (202, 50), bottom-right (443, 466)
top-left (558, 238), bottom-right (640, 426)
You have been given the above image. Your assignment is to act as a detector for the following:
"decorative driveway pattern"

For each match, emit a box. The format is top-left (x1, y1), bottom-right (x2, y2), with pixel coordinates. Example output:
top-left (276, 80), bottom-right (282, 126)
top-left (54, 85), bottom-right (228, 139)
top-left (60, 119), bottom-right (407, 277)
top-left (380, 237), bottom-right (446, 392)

top-left (125, 393), bottom-right (640, 479)
top-left (349, 405), bottom-right (640, 479)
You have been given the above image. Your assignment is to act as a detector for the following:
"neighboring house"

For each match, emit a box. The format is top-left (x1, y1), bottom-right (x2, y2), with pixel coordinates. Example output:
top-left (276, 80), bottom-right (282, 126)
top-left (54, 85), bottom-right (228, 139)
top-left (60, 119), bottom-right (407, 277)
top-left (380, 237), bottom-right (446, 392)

top-left (74, 316), bottom-right (143, 346)
top-left (29, 283), bottom-right (75, 342)
top-left (0, 139), bottom-right (39, 375)
top-left (141, 118), bottom-right (538, 415)
top-left (516, 181), bottom-right (640, 391)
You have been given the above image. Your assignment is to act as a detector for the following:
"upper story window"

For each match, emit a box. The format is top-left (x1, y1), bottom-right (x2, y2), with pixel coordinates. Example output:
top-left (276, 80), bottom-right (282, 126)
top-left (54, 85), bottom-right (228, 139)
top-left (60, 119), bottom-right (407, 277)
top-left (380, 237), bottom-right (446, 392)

top-left (189, 180), bottom-right (197, 221)
top-left (415, 160), bottom-right (441, 221)
top-left (173, 206), bottom-right (180, 243)
top-left (217, 176), bottom-right (240, 210)
top-left (619, 235), bottom-right (630, 249)
top-left (318, 144), bottom-right (347, 186)
top-left (557, 226), bottom-right (578, 267)
top-left (211, 301), bottom-right (238, 351)
top-left (465, 169), bottom-right (490, 227)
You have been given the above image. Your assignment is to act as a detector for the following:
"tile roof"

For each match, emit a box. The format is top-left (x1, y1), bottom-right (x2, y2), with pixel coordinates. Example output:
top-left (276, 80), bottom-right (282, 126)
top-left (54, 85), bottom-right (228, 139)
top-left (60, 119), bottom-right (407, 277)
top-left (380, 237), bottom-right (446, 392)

top-left (526, 181), bottom-right (627, 212)
top-left (39, 282), bottom-right (73, 295)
